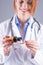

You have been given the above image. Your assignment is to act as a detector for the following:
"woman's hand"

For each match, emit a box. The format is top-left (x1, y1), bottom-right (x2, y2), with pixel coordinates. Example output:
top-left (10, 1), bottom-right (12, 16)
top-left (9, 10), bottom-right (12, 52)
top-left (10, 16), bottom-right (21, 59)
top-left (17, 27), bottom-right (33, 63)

top-left (3, 36), bottom-right (13, 56)
top-left (25, 40), bottom-right (39, 57)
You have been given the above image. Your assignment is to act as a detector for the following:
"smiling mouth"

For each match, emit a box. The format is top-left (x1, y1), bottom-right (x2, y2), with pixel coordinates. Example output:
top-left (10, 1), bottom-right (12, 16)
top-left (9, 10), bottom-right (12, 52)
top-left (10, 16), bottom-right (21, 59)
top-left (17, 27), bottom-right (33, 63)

top-left (22, 10), bottom-right (27, 13)
top-left (20, 8), bottom-right (28, 14)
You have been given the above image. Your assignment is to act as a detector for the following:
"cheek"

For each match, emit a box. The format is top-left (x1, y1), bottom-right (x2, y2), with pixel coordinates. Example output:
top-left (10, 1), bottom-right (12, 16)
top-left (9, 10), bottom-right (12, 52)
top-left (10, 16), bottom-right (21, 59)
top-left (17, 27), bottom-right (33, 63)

top-left (17, 4), bottom-right (23, 10)
top-left (28, 5), bottom-right (32, 10)
top-left (27, 5), bottom-right (33, 13)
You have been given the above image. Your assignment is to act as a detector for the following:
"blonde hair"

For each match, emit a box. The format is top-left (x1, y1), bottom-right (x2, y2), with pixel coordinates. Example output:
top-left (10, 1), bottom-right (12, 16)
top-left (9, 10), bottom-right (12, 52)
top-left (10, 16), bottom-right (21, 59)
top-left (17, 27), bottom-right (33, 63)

top-left (14, 0), bottom-right (37, 15)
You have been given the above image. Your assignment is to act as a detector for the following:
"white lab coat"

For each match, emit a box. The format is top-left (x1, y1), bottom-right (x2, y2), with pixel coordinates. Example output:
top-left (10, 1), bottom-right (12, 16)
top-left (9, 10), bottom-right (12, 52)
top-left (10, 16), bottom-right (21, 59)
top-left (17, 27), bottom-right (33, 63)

top-left (0, 15), bottom-right (43, 65)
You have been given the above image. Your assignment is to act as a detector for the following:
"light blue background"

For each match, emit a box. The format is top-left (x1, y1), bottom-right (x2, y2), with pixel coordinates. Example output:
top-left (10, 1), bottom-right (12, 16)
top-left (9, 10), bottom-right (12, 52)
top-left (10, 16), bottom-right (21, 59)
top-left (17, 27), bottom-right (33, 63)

top-left (0, 0), bottom-right (43, 24)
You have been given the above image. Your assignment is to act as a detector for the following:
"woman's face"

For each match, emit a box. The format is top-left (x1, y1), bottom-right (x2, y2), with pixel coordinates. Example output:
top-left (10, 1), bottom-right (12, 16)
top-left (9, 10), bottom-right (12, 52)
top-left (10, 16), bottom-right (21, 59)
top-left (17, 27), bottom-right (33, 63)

top-left (14, 0), bottom-right (37, 23)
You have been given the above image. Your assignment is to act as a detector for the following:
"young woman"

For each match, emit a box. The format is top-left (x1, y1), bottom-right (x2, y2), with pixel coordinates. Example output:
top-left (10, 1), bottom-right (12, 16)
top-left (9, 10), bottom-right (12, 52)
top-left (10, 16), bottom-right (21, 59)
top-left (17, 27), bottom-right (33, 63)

top-left (0, 0), bottom-right (43, 65)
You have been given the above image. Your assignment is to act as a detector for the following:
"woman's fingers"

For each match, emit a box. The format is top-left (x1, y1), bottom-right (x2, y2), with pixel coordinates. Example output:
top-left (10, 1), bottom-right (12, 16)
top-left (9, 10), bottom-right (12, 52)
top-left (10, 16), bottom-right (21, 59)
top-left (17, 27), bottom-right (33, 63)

top-left (25, 40), bottom-right (39, 56)
top-left (2, 36), bottom-right (13, 56)
top-left (3, 36), bottom-right (13, 47)
top-left (25, 41), bottom-right (39, 48)
top-left (3, 41), bottom-right (12, 47)
top-left (3, 36), bottom-right (13, 43)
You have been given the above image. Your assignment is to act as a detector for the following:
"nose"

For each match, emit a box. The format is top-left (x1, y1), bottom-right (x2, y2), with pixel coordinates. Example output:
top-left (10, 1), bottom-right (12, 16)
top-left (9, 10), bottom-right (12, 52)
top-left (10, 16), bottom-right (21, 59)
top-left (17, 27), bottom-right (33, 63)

top-left (22, 2), bottom-right (28, 9)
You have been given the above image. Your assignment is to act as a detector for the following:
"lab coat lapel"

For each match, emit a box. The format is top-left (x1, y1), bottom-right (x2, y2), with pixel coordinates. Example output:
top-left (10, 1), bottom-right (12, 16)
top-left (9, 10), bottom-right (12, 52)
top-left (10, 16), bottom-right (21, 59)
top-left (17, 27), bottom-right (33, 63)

top-left (25, 17), bottom-right (35, 41)
top-left (11, 15), bottom-right (21, 37)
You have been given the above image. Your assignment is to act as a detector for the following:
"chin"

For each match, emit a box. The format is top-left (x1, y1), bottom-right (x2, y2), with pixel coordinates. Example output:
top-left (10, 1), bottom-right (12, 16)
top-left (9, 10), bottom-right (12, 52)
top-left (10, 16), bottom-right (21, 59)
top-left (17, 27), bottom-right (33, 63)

top-left (22, 14), bottom-right (30, 20)
top-left (17, 12), bottom-right (31, 22)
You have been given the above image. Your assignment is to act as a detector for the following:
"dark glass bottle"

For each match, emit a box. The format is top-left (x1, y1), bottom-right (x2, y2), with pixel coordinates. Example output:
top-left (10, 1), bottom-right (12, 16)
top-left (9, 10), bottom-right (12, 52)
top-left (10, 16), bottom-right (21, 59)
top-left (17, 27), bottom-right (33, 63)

top-left (11, 36), bottom-right (22, 42)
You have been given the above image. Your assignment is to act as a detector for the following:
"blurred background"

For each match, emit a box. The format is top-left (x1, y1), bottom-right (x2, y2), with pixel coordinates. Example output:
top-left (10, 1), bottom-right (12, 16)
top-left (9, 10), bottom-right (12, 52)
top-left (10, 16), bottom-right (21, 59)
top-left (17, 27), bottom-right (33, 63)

top-left (0, 0), bottom-right (43, 24)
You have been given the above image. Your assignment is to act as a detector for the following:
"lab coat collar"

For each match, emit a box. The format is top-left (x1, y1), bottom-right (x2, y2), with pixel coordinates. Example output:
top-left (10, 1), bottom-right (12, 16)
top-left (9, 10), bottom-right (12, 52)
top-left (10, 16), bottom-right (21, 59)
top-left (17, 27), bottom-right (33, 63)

top-left (13, 14), bottom-right (34, 28)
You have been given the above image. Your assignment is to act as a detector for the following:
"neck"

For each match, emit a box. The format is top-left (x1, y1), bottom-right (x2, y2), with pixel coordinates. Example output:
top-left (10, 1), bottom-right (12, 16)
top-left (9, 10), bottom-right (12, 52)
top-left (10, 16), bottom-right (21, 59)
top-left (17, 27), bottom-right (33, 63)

top-left (17, 18), bottom-right (25, 37)
top-left (20, 24), bottom-right (24, 37)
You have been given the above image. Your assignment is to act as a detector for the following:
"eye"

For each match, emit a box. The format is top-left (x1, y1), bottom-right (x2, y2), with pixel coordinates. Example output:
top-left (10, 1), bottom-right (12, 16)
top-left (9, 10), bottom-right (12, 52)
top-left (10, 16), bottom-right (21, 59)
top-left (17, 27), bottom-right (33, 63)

top-left (27, 0), bottom-right (33, 5)
top-left (18, 0), bottom-right (24, 4)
